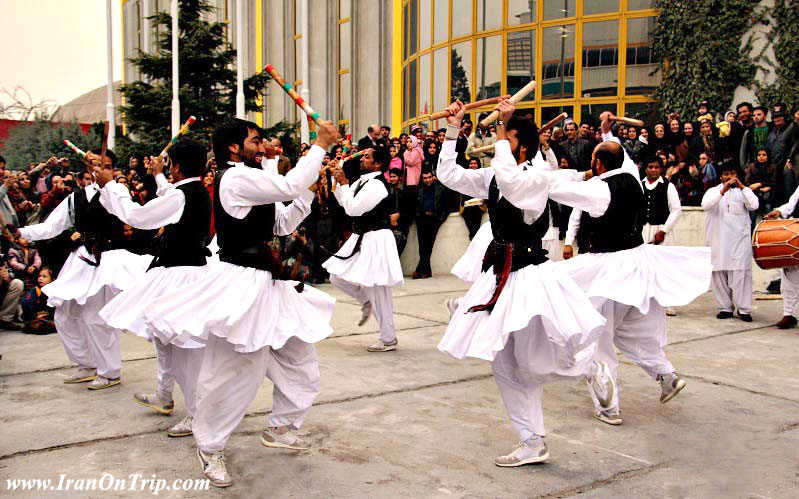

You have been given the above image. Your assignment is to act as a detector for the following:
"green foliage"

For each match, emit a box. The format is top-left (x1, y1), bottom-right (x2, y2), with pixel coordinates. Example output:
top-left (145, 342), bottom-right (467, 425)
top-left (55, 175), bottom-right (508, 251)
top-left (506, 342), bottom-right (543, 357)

top-left (0, 121), bottom-right (101, 171)
top-left (652, 0), bottom-right (760, 118)
top-left (450, 49), bottom-right (471, 103)
top-left (119, 0), bottom-right (293, 158)
top-left (753, 0), bottom-right (799, 111)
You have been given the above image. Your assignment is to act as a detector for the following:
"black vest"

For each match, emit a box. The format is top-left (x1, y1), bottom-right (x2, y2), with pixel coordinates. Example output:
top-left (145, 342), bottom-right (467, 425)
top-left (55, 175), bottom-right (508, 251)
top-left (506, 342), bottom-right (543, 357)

top-left (150, 180), bottom-right (211, 269)
top-left (351, 174), bottom-right (393, 234)
top-left (791, 201), bottom-right (799, 218)
top-left (213, 168), bottom-right (279, 271)
top-left (584, 173), bottom-right (644, 253)
top-left (71, 187), bottom-right (127, 253)
top-left (641, 179), bottom-right (670, 226)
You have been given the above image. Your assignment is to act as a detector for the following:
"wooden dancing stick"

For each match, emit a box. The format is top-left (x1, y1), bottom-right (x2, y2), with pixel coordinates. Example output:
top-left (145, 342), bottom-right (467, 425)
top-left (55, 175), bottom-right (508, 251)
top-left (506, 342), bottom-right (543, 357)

top-left (161, 115), bottom-right (197, 156)
top-left (64, 140), bottom-right (87, 158)
top-left (539, 112), bottom-right (569, 133)
top-left (480, 81), bottom-right (536, 127)
top-left (612, 115), bottom-right (645, 127)
top-left (429, 95), bottom-right (511, 120)
top-left (264, 64), bottom-right (321, 125)
top-left (470, 144), bottom-right (495, 155)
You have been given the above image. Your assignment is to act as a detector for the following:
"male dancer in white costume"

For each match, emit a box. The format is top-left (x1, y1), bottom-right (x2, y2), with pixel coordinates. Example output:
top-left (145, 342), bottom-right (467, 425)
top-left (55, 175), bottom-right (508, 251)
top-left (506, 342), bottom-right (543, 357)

top-left (143, 119), bottom-right (338, 487)
top-left (15, 149), bottom-right (151, 390)
top-left (436, 99), bottom-right (613, 467)
top-left (96, 138), bottom-right (211, 438)
top-left (325, 148), bottom-right (404, 352)
top-left (766, 186), bottom-right (799, 329)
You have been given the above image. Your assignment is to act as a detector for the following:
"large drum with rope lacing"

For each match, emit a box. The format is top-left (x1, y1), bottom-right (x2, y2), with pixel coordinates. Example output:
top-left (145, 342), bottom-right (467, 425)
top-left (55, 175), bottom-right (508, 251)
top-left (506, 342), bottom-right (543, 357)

top-left (752, 219), bottom-right (799, 269)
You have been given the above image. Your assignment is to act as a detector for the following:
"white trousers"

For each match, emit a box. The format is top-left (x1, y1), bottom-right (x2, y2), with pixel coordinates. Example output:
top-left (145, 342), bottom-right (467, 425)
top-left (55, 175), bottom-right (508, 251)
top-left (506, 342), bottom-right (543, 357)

top-left (53, 288), bottom-right (122, 379)
top-left (330, 275), bottom-right (396, 343)
top-left (642, 223), bottom-right (675, 245)
top-left (492, 317), bottom-right (594, 441)
top-left (154, 338), bottom-right (204, 417)
top-left (711, 270), bottom-right (753, 314)
top-left (543, 238), bottom-right (562, 262)
top-left (780, 267), bottom-right (799, 316)
top-left (591, 299), bottom-right (674, 412)
top-left (193, 334), bottom-right (320, 453)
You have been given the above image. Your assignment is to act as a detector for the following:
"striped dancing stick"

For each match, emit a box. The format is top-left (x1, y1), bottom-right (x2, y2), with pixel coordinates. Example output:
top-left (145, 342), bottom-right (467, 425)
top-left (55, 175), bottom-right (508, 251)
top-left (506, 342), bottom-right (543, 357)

top-left (264, 64), bottom-right (321, 125)
top-left (161, 115), bottom-right (197, 156)
top-left (63, 140), bottom-right (86, 158)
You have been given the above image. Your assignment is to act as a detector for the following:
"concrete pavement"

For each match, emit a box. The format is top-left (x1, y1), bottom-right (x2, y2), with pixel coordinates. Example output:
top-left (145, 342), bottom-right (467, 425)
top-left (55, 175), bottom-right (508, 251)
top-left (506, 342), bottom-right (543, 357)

top-left (1, 275), bottom-right (798, 498)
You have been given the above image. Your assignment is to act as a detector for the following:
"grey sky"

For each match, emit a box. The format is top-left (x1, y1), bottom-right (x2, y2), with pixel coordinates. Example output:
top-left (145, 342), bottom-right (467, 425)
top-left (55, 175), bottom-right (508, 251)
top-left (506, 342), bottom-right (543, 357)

top-left (0, 0), bottom-right (123, 111)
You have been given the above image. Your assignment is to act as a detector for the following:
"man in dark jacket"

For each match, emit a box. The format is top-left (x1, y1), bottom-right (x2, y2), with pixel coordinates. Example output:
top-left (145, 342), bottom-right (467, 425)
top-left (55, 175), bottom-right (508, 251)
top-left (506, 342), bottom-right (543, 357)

top-left (559, 121), bottom-right (593, 171)
top-left (413, 170), bottom-right (448, 278)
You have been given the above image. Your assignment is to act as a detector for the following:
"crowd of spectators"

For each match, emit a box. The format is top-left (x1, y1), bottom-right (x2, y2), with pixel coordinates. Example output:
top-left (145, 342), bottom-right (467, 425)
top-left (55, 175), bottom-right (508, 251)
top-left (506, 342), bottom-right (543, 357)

top-left (0, 98), bottom-right (796, 329)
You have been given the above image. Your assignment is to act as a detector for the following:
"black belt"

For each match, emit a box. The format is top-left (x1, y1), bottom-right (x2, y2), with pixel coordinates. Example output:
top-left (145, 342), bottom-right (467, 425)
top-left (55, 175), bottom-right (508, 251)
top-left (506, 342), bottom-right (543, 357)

top-left (469, 240), bottom-right (548, 313)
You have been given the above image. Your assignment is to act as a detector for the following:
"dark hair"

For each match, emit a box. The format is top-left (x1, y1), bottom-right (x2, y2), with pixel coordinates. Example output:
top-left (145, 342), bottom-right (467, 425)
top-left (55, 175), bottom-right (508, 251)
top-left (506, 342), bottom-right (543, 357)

top-left (736, 101), bottom-right (753, 113)
top-left (168, 138), bottom-right (207, 177)
top-left (388, 167), bottom-right (402, 177)
top-left (367, 125), bottom-right (376, 133)
top-left (717, 161), bottom-right (741, 174)
top-left (564, 121), bottom-right (578, 132)
top-left (646, 156), bottom-right (664, 168)
top-left (0, 154), bottom-right (5, 163)
top-left (506, 115), bottom-right (540, 158)
top-left (381, 125), bottom-right (391, 131)
top-left (422, 169), bottom-right (434, 176)
top-left (212, 118), bottom-right (260, 165)
top-left (372, 148), bottom-right (390, 171)
top-left (595, 142), bottom-right (624, 171)
top-left (560, 154), bottom-right (577, 169)
top-left (755, 148), bottom-right (771, 162)
top-left (90, 148), bottom-right (117, 168)
top-left (753, 105), bottom-right (768, 114)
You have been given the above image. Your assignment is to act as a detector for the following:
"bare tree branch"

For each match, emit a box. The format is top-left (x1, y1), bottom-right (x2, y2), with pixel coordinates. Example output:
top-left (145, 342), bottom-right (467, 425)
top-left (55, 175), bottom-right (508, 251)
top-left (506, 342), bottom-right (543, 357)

top-left (0, 86), bottom-right (58, 120)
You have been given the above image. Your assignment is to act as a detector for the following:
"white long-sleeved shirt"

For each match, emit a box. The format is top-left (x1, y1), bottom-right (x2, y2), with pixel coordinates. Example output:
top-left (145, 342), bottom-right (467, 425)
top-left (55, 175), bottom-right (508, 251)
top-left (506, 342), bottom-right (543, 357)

top-left (100, 177), bottom-right (200, 230)
top-left (219, 146), bottom-right (323, 236)
top-left (776, 184), bottom-right (799, 218)
top-left (333, 171), bottom-right (389, 217)
top-left (701, 184), bottom-right (759, 270)
top-left (19, 184), bottom-right (99, 241)
top-left (642, 177), bottom-right (682, 233)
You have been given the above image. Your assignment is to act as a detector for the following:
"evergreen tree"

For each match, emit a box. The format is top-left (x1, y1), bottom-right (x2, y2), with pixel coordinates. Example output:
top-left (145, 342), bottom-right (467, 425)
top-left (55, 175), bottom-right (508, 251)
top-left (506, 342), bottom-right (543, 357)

top-left (119, 0), bottom-right (285, 157)
top-left (0, 121), bottom-right (101, 171)
top-left (450, 49), bottom-right (471, 104)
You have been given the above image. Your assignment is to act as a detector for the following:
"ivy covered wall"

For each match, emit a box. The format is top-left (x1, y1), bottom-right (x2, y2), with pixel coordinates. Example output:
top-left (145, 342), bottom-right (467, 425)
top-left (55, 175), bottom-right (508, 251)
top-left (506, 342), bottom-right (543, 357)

top-left (753, 0), bottom-right (799, 111)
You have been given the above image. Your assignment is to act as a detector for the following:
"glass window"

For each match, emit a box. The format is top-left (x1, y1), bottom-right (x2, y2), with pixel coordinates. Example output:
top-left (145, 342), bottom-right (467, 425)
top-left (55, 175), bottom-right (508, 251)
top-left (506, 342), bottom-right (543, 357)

top-left (452, 0), bottom-right (473, 39)
top-left (625, 102), bottom-right (658, 124)
top-left (420, 0), bottom-right (431, 49)
top-left (507, 0), bottom-right (536, 26)
top-left (433, 48), bottom-right (448, 116)
top-left (628, 0), bottom-right (654, 9)
top-left (476, 36), bottom-right (501, 100)
top-left (506, 29), bottom-right (535, 102)
top-left (580, 102), bottom-right (616, 125)
top-left (409, 0), bottom-right (418, 55)
top-left (541, 105), bottom-right (573, 126)
top-left (543, 0), bottom-right (575, 20)
top-left (477, 0), bottom-right (501, 31)
top-left (339, 72), bottom-right (351, 122)
top-left (582, 0), bottom-right (618, 15)
top-left (419, 53), bottom-right (431, 115)
top-left (403, 3), bottom-right (409, 60)
top-left (434, 0), bottom-right (448, 42)
top-left (541, 25), bottom-right (574, 100)
top-left (581, 20), bottom-right (618, 97)
top-left (403, 66), bottom-right (410, 121)
top-left (451, 41), bottom-right (472, 102)
top-left (409, 59), bottom-right (418, 122)
top-left (626, 17), bottom-right (660, 96)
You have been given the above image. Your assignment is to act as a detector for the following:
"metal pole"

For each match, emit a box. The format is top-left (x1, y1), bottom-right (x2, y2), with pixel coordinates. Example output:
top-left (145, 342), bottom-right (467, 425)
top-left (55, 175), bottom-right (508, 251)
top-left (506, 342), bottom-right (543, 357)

top-left (235, 0), bottom-right (245, 118)
top-left (171, 0), bottom-right (180, 135)
top-left (299, 0), bottom-right (310, 144)
top-left (106, 0), bottom-right (116, 149)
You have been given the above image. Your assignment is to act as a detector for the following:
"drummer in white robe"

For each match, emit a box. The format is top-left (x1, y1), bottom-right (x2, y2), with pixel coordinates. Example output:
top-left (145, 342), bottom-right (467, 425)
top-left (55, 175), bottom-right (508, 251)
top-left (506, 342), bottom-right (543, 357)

top-left (436, 99), bottom-right (612, 467)
top-left (16, 149), bottom-right (151, 390)
top-left (551, 118), bottom-right (711, 425)
top-left (143, 119), bottom-right (338, 488)
top-left (764, 188), bottom-right (799, 328)
top-left (324, 148), bottom-right (404, 353)
top-left (702, 163), bottom-right (758, 322)
top-left (96, 139), bottom-right (211, 438)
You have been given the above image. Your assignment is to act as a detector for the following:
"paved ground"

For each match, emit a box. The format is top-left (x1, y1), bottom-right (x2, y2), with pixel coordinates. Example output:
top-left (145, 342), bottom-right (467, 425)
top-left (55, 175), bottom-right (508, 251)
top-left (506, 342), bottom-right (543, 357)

top-left (1, 275), bottom-right (798, 498)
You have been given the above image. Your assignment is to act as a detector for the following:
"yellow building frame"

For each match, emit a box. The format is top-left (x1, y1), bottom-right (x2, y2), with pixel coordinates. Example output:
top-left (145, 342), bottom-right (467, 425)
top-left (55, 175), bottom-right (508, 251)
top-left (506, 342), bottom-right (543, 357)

top-left (398, 0), bottom-right (659, 131)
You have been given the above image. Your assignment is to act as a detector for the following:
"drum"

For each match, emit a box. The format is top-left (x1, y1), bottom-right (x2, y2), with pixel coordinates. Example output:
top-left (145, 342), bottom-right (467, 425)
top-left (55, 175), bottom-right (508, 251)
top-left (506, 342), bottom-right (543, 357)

top-left (752, 219), bottom-right (799, 269)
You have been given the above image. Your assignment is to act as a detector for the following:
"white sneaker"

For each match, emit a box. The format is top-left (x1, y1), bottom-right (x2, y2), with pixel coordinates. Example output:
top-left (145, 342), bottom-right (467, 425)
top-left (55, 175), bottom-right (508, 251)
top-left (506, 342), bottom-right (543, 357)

top-left (666, 307), bottom-right (677, 316)
top-left (63, 368), bottom-right (97, 384)
top-left (197, 448), bottom-right (232, 488)
top-left (593, 409), bottom-right (623, 426)
top-left (358, 301), bottom-right (372, 326)
top-left (444, 298), bottom-right (459, 319)
top-left (87, 376), bottom-right (121, 390)
top-left (167, 416), bottom-right (193, 437)
top-left (133, 391), bottom-right (174, 415)
top-left (587, 360), bottom-right (615, 410)
top-left (366, 338), bottom-right (398, 352)
top-left (260, 426), bottom-right (310, 450)
top-left (658, 372), bottom-right (686, 403)
top-left (494, 438), bottom-right (549, 467)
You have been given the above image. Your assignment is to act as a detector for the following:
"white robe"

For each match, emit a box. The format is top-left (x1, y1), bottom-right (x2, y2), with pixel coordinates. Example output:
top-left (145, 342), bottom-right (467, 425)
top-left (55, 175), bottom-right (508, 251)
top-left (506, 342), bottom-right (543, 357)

top-left (702, 184), bottom-right (759, 271)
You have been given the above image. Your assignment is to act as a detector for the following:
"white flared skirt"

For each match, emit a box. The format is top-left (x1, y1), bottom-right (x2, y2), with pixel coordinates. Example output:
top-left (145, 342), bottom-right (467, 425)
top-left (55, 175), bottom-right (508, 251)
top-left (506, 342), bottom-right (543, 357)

top-left (99, 265), bottom-right (209, 347)
top-left (42, 247), bottom-right (152, 308)
top-left (555, 244), bottom-right (712, 314)
top-left (144, 262), bottom-right (336, 353)
top-left (450, 222), bottom-right (493, 283)
top-left (322, 229), bottom-right (404, 287)
top-left (438, 261), bottom-right (606, 363)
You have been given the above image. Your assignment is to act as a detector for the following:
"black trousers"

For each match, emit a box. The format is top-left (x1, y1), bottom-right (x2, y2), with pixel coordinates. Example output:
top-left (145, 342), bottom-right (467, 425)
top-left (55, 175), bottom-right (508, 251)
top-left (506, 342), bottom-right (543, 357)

top-left (415, 214), bottom-right (440, 276)
top-left (461, 206), bottom-right (483, 240)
